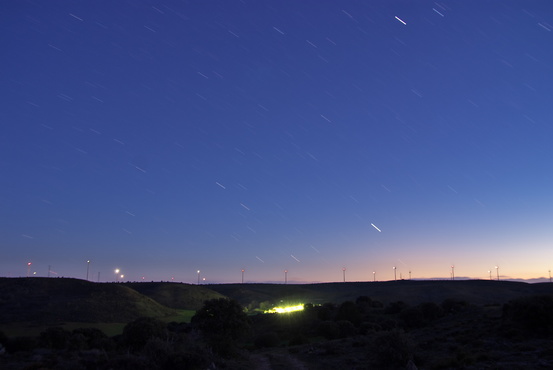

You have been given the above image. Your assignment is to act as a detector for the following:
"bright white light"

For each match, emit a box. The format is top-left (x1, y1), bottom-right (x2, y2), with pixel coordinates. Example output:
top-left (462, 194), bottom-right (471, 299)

top-left (371, 223), bottom-right (382, 232)
top-left (265, 304), bottom-right (305, 314)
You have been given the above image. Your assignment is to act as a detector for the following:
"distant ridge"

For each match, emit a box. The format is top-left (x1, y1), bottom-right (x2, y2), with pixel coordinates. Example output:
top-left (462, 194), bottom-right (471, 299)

top-left (124, 281), bottom-right (226, 310)
top-left (208, 280), bottom-right (553, 307)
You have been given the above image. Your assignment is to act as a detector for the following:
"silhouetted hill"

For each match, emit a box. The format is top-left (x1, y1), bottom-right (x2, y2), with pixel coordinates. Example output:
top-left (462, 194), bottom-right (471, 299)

top-left (124, 282), bottom-right (226, 310)
top-left (0, 278), bottom-right (176, 324)
top-left (209, 280), bottom-right (553, 307)
top-left (2, 278), bottom-right (552, 325)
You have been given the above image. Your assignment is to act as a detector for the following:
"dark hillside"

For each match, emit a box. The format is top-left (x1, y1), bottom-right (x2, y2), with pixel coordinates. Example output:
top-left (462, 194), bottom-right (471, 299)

top-left (210, 280), bottom-right (553, 308)
top-left (0, 278), bottom-right (176, 324)
top-left (124, 282), bottom-right (227, 310)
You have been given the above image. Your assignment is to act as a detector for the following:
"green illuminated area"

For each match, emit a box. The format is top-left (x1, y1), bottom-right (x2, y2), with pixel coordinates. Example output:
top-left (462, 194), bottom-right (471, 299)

top-left (264, 304), bottom-right (305, 314)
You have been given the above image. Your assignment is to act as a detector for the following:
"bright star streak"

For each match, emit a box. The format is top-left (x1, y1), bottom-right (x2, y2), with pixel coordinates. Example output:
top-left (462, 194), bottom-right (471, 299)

top-left (371, 223), bottom-right (382, 232)
top-left (433, 8), bottom-right (444, 17)
top-left (395, 16), bottom-right (407, 25)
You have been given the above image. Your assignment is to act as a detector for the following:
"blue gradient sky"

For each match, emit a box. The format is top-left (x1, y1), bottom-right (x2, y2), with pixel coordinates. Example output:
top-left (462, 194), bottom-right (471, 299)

top-left (2, 1), bottom-right (553, 283)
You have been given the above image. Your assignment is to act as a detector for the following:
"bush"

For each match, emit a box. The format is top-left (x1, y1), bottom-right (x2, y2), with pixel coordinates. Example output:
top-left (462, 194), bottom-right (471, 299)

top-left (371, 330), bottom-right (413, 368)
top-left (355, 296), bottom-right (373, 313)
top-left (419, 302), bottom-right (443, 321)
top-left (163, 349), bottom-right (212, 370)
top-left (289, 332), bottom-right (308, 346)
top-left (72, 327), bottom-right (111, 350)
top-left (39, 327), bottom-right (71, 350)
top-left (192, 298), bottom-right (250, 356)
top-left (0, 331), bottom-right (7, 347)
top-left (317, 320), bottom-right (340, 340)
top-left (400, 307), bottom-right (425, 328)
top-left (317, 302), bottom-right (336, 321)
top-left (441, 298), bottom-right (468, 314)
top-left (142, 337), bottom-right (173, 365)
top-left (254, 331), bottom-right (280, 348)
top-left (122, 317), bottom-right (167, 351)
top-left (192, 298), bottom-right (249, 341)
top-left (502, 295), bottom-right (553, 336)
top-left (5, 336), bottom-right (37, 353)
top-left (385, 301), bottom-right (409, 315)
top-left (337, 320), bottom-right (357, 338)
top-left (336, 301), bottom-right (362, 326)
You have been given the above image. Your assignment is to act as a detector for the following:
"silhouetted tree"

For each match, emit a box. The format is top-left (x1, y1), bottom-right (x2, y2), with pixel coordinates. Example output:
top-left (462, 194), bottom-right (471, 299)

top-left (336, 300), bottom-right (363, 326)
top-left (192, 298), bottom-right (249, 355)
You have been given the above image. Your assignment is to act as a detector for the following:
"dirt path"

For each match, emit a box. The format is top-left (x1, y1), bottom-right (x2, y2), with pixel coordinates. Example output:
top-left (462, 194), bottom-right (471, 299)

top-left (250, 351), bottom-right (308, 370)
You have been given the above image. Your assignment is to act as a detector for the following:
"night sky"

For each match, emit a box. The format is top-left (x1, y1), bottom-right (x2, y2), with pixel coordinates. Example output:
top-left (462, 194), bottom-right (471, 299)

top-left (2, 1), bottom-right (553, 283)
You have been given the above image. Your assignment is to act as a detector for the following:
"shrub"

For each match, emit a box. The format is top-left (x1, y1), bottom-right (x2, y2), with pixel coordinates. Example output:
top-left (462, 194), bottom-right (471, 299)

top-left (371, 330), bottom-right (413, 368)
top-left (142, 337), bottom-right (173, 365)
top-left (163, 349), bottom-right (212, 370)
top-left (419, 302), bottom-right (443, 321)
top-left (0, 331), bottom-right (7, 346)
top-left (356, 296), bottom-right (373, 313)
top-left (317, 320), bottom-right (340, 340)
top-left (359, 321), bottom-right (381, 335)
top-left (289, 332), bottom-right (308, 346)
top-left (254, 331), bottom-right (280, 348)
top-left (502, 295), bottom-right (553, 336)
top-left (337, 320), bottom-right (357, 338)
top-left (71, 327), bottom-right (109, 350)
top-left (5, 336), bottom-right (37, 353)
top-left (39, 327), bottom-right (71, 350)
top-left (122, 317), bottom-right (167, 351)
top-left (385, 301), bottom-right (409, 315)
top-left (400, 307), bottom-right (425, 328)
top-left (336, 301), bottom-right (362, 326)
top-left (356, 295), bottom-right (372, 305)
top-left (441, 298), bottom-right (468, 314)
top-left (317, 302), bottom-right (336, 321)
